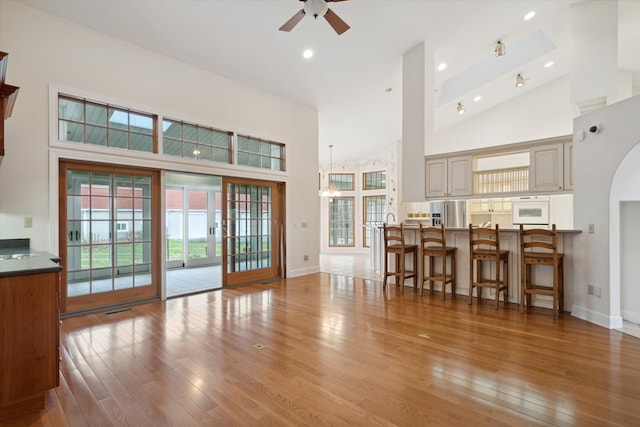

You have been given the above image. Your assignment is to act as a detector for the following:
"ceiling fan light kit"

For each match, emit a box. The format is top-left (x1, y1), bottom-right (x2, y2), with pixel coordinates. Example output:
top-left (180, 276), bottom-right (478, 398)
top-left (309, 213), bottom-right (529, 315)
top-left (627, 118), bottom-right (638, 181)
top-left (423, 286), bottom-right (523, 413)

top-left (279, 0), bottom-right (350, 35)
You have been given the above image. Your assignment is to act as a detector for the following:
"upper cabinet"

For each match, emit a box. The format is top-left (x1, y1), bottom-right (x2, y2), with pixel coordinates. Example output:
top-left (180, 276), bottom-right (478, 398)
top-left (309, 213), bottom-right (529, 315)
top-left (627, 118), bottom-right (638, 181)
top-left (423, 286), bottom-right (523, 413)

top-left (1, 52), bottom-right (21, 158)
top-left (530, 143), bottom-right (572, 192)
top-left (425, 135), bottom-right (573, 199)
top-left (425, 155), bottom-right (472, 198)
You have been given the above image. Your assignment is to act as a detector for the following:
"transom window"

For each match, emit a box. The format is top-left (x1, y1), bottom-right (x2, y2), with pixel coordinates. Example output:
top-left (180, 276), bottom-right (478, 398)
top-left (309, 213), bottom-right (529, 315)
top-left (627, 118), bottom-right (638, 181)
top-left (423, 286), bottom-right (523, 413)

top-left (329, 173), bottom-right (354, 191)
top-left (329, 197), bottom-right (354, 247)
top-left (363, 170), bottom-right (386, 190)
top-left (58, 95), bottom-right (155, 153)
top-left (162, 119), bottom-right (232, 164)
top-left (237, 135), bottom-right (285, 171)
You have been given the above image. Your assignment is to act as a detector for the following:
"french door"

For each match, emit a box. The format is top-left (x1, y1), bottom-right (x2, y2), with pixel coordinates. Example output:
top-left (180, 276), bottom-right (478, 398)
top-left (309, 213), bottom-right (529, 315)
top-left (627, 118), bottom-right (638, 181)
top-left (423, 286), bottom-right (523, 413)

top-left (165, 186), bottom-right (221, 269)
top-left (59, 160), bottom-right (160, 314)
top-left (222, 178), bottom-right (283, 285)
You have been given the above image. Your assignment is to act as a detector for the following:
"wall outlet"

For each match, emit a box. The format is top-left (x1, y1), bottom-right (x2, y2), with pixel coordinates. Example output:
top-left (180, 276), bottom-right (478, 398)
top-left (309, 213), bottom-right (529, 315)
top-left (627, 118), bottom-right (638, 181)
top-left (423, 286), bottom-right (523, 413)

top-left (304, 255), bottom-right (309, 261)
top-left (588, 223), bottom-right (595, 233)
top-left (587, 284), bottom-right (601, 297)
top-left (587, 284), bottom-right (594, 295)
top-left (24, 217), bottom-right (33, 228)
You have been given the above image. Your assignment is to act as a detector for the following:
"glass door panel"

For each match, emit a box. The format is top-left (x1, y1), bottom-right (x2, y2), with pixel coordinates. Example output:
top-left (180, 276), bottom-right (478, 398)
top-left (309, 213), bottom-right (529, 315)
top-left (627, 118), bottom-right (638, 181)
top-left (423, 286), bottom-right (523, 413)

top-left (223, 178), bottom-right (279, 285)
top-left (165, 188), bottom-right (185, 269)
top-left (60, 161), bottom-right (158, 314)
top-left (187, 190), bottom-right (211, 266)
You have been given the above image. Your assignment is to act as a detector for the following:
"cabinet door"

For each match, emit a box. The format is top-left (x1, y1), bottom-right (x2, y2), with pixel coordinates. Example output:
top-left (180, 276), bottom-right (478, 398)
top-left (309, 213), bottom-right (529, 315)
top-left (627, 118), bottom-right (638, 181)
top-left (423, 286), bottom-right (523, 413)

top-left (0, 272), bottom-right (59, 403)
top-left (469, 199), bottom-right (490, 213)
top-left (564, 143), bottom-right (573, 191)
top-left (530, 144), bottom-right (563, 192)
top-left (425, 158), bottom-right (447, 198)
top-left (448, 156), bottom-right (472, 197)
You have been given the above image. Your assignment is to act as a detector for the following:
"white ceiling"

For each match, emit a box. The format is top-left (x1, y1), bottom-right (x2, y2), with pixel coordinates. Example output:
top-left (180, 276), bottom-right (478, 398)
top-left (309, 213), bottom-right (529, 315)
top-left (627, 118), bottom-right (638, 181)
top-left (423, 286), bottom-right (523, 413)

top-left (21, 0), bottom-right (640, 162)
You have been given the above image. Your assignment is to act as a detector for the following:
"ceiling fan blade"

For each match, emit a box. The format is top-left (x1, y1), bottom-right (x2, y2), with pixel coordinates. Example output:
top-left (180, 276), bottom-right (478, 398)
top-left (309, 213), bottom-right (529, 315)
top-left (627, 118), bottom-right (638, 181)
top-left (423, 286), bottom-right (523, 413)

top-left (324, 8), bottom-right (349, 35)
top-left (279, 9), bottom-right (306, 32)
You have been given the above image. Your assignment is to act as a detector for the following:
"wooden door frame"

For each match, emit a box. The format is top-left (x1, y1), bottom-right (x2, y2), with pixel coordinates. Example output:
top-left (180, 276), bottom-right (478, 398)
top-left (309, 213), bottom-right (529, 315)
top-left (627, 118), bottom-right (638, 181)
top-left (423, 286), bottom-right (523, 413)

top-left (221, 177), bottom-right (285, 286)
top-left (58, 160), bottom-right (161, 314)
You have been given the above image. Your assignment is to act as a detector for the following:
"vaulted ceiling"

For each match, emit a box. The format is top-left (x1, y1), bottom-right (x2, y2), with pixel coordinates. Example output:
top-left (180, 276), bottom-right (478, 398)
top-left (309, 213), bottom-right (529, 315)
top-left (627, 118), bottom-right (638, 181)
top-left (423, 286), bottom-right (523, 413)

top-left (22, 0), bottom-right (640, 162)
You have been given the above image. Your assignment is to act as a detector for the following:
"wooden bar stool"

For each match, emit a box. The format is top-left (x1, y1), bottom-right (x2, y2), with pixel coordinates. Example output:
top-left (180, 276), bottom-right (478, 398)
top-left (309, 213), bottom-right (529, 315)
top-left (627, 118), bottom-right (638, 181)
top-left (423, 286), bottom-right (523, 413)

top-left (383, 223), bottom-right (418, 293)
top-left (469, 224), bottom-right (509, 308)
top-left (519, 224), bottom-right (564, 319)
top-left (419, 224), bottom-right (456, 298)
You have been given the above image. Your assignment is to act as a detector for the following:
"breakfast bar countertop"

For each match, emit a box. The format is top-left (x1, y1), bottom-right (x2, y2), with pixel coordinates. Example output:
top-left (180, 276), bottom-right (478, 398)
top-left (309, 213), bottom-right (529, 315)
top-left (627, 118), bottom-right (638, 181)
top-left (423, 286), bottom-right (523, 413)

top-left (0, 239), bottom-right (62, 278)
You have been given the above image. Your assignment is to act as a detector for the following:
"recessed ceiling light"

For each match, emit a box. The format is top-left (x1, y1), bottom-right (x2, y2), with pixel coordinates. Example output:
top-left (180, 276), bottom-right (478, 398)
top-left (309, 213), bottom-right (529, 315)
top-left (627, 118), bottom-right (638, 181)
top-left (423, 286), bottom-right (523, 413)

top-left (473, 95), bottom-right (482, 102)
top-left (437, 63), bottom-right (447, 71)
top-left (302, 49), bottom-right (314, 59)
top-left (544, 61), bottom-right (554, 68)
top-left (524, 11), bottom-right (535, 21)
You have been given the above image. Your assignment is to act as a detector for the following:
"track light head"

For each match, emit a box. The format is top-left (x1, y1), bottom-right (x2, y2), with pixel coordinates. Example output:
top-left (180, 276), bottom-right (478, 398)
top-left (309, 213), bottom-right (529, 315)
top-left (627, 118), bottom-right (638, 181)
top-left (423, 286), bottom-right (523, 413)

top-left (515, 74), bottom-right (525, 87)
top-left (494, 41), bottom-right (506, 57)
top-left (457, 102), bottom-right (465, 115)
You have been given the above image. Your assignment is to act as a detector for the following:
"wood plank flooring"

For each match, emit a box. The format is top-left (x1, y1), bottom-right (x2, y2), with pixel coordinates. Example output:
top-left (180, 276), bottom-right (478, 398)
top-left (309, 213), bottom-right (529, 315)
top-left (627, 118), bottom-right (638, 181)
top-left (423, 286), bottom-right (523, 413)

top-left (4, 272), bottom-right (640, 426)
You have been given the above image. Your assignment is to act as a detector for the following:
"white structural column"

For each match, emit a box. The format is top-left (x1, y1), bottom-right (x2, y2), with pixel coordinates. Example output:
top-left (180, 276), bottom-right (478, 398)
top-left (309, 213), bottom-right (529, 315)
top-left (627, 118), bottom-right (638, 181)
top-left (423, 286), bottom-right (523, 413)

top-left (401, 42), bottom-right (434, 202)
top-left (569, 1), bottom-right (627, 113)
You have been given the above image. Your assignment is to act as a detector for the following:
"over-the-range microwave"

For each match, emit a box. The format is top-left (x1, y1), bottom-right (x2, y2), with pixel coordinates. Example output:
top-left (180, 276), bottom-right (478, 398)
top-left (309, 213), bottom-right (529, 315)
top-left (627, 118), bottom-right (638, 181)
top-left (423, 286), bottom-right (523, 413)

top-left (512, 196), bottom-right (550, 225)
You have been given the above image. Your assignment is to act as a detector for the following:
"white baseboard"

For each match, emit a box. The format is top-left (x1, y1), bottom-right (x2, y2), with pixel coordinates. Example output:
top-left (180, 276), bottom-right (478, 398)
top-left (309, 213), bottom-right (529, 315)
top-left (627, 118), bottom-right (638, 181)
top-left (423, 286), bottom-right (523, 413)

top-left (621, 308), bottom-right (640, 325)
top-left (571, 304), bottom-right (623, 329)
top-left (288, 265), bottom-right (320, 277)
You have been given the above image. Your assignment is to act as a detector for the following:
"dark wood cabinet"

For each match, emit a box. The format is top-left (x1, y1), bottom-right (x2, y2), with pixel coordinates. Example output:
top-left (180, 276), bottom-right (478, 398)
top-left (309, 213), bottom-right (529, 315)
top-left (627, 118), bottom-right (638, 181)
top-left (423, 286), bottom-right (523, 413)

top-left (0, 271), bottom-right (60, 421)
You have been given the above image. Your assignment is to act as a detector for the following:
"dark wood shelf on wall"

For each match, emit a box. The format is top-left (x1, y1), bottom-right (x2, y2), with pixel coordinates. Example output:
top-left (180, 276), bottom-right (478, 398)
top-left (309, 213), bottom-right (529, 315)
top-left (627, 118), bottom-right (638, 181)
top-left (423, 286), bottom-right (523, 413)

top-left (1, 51), bottom-right (20, 157)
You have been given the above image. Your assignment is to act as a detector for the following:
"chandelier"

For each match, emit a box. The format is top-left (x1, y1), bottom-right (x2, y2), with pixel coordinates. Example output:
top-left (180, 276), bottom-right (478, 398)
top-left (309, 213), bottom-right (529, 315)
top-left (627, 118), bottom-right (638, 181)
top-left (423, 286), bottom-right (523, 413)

top-left (319, 145), bottom-right (342, 197)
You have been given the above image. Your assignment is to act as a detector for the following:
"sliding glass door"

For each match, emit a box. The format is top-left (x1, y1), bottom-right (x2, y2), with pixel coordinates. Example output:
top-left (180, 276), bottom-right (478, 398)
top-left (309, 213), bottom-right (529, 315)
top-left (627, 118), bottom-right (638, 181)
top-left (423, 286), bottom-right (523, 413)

top-left (60, 161), bottom-right (160, 313)
top-left (223, 178), bottom-right (283, 285)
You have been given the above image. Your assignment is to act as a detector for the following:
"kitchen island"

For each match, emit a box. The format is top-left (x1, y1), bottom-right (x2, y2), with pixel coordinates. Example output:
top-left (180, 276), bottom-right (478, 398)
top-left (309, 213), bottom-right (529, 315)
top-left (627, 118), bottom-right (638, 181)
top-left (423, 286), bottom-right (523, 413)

top-left (0, 239), bottom-right (62, 421)
top-left (371, 225), bottom-right (581, 311)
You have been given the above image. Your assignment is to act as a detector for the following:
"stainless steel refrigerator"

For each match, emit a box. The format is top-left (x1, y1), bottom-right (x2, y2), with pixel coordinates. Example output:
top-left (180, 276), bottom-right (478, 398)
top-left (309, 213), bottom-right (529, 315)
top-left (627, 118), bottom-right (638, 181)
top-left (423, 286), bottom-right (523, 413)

top-left (429, 200), bottom-right (467, 228)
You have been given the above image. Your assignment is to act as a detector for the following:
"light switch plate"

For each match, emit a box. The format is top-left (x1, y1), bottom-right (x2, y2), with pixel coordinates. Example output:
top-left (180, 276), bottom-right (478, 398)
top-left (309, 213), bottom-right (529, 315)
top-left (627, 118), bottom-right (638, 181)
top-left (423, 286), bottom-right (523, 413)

top-left (24, 217), bottom-right (33, 228)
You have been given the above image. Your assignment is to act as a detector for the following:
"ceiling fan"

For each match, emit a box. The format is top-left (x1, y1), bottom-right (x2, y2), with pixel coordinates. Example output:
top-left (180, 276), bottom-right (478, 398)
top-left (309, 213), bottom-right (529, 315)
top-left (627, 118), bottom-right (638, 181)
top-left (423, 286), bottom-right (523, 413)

top-left (279, 0), bottom-right (350, 36)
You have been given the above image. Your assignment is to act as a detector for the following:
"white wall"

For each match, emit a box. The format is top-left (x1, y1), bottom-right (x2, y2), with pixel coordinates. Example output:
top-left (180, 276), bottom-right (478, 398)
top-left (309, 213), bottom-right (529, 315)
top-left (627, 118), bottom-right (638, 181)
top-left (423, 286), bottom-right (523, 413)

top-left (0, 1), bottom-right (320, 278)
top-left (573, 94), bottom-right (640, 328)
top-left (432, 76), bottom-right (573, 155)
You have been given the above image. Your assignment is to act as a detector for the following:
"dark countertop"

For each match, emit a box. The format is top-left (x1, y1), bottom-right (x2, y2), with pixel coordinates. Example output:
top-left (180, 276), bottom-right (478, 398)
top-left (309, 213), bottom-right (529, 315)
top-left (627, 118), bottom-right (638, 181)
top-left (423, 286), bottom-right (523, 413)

top-left (0, 247), bottom-right (63, 278)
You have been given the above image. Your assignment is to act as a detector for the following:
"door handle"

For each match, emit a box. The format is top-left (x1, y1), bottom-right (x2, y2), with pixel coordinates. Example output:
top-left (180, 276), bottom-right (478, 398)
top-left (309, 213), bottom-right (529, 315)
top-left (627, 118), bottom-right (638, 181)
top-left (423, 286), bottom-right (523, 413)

top-left (69, 231), bottom-right (73, 241)
top-left (75, 231), bottom-right (80, 241)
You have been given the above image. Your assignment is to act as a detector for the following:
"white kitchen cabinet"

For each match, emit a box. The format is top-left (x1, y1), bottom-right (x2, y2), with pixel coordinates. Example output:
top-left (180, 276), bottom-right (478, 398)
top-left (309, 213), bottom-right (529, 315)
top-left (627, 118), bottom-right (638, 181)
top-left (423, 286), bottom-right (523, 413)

top-left (564, 142), bottom-right (573, 191)
top-left (530, 144), bottom-right (565, 192)
top-left (468, 198), bottom-right (513, 228)
top-left (425, 155), bottom-right (472, 198)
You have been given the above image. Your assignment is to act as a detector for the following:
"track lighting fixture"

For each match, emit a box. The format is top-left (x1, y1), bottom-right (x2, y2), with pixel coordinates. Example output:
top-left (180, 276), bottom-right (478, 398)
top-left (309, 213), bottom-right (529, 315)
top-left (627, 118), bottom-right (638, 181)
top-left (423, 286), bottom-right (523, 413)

top-left (457, 103), bottom-right (465, 115)
top-left (494, 41), bottom-right (506, 57)
top-left (515, 74), bottom-right (525, 87)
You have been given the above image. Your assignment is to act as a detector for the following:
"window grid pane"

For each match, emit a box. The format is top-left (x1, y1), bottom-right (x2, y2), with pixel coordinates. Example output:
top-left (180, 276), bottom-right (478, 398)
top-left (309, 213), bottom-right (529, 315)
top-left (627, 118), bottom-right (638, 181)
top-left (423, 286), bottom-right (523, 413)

top-left (162, 118), bottom-right (232, 165)
top-left (58, 95), bottom-right (155, 153)
top-left (329, 197), bottom-right (354, 247)
top-left (329, 174), bottom-right (354, 191)
top-left (363, 195), bottom-right (386, 247)
top-left (236, 134), bottom-right (285, 172)
top-left (363, 170), bottom-right (387, 190)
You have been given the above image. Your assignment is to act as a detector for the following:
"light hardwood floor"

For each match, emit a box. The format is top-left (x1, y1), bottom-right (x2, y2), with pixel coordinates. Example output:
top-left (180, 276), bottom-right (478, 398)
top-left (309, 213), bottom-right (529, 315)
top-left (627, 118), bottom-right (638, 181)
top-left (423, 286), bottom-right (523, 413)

top-left (4, 272), bottom-right (640, 426)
